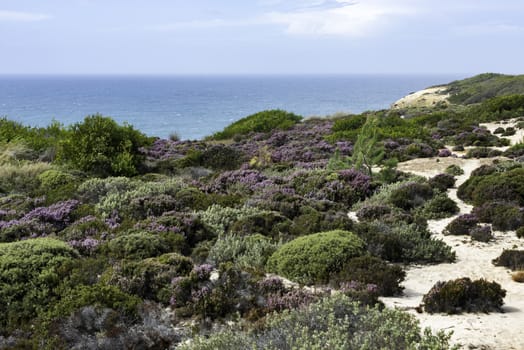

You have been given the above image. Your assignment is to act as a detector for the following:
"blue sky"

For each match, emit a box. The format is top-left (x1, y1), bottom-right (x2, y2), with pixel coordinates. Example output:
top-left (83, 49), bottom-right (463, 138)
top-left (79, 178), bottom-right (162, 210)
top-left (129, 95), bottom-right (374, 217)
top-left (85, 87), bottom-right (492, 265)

top-left (1, 0), bottom-right (523, 75)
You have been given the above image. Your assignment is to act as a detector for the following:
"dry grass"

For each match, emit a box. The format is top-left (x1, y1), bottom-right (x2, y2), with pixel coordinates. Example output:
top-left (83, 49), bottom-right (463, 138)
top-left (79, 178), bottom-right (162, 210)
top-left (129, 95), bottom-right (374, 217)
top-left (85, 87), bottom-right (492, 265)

top-left (0, 162), bottom-right (52, 194)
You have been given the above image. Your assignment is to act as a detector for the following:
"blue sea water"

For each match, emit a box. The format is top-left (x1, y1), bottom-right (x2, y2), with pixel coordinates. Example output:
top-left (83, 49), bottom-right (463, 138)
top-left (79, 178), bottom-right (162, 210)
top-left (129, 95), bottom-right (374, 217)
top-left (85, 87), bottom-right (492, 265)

top-left (0, 75), bottom-right (462, 140)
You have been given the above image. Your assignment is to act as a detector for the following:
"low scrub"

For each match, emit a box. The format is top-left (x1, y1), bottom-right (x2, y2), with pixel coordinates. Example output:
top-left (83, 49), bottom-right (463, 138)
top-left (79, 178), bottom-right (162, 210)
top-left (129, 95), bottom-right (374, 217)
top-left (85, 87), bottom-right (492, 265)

top-left (266, 230), bottom-right (365, 285)
top-left (492, 250), bottom-right (524, 270)
top-left (211, 110), bottom-right (302, 140)
top-left (422, 278), bottom-right (506, 314)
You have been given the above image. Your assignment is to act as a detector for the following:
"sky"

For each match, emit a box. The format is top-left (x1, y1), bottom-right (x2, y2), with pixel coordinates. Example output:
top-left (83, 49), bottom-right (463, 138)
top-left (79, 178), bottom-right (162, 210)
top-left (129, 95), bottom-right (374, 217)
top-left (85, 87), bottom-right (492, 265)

top-left (1, 0), bottom-right (523, 75)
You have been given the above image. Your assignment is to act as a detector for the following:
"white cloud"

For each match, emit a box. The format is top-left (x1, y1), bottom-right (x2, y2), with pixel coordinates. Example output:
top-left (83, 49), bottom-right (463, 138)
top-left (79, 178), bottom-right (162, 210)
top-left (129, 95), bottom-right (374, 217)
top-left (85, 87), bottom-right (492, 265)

top-left (265, 0), bottom-right (417, 37)
top-left (0, 10), bottom-right (51, 22)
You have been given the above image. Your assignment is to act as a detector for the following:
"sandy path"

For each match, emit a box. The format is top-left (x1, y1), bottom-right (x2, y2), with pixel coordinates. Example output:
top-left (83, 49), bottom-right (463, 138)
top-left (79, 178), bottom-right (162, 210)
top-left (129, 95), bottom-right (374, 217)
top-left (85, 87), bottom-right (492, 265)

top-left (382, 147), bottom-right (524, 349)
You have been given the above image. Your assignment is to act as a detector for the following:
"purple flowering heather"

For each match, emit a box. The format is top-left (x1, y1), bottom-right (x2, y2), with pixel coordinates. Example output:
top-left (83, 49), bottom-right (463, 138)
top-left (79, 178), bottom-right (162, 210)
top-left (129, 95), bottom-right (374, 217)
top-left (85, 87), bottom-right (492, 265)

top-left (192, 264), bottom-right (214, 281)
top-left (68, 237), bottom-right (100, 255)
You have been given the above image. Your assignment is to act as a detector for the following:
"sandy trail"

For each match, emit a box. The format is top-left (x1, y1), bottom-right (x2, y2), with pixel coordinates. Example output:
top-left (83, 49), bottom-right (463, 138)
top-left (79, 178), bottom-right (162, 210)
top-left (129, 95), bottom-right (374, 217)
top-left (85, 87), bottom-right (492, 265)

top-left (381, 141), bottom-right (524, 349)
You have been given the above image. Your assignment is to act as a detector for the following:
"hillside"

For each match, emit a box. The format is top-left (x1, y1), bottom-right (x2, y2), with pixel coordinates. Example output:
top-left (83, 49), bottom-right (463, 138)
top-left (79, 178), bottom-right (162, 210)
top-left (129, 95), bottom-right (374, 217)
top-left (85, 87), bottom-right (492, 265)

top-left (393, 73), bottom-right (524, 109)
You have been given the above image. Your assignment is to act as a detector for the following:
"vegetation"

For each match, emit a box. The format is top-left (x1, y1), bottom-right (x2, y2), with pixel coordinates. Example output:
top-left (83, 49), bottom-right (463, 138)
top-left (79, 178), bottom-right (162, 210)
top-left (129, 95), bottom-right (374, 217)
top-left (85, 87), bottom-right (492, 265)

top-left (422, 278), bottom-right (506, 314)
top-left (266, 230), bottom-right (365, 285)
top-left (2, 73), bottom-right (524, 348)
top-left (210, 109), bottom-right (302, 140)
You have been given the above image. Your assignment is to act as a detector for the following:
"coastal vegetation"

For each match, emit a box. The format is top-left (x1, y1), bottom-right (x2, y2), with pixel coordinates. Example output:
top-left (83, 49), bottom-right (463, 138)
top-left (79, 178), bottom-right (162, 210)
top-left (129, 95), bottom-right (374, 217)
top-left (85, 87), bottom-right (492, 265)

top-left (0, 74), bottom-right (523, 348)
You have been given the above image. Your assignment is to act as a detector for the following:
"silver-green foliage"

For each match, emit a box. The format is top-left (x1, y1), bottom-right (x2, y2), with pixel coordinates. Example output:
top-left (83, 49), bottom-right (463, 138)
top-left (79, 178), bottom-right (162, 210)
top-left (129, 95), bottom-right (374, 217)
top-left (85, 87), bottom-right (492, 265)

top-left (198, 204), bottom-right (263, 235)
top-left (207, 234), bottom-right (280, 269)
top-left (179, 294), bottom-right (458, 350)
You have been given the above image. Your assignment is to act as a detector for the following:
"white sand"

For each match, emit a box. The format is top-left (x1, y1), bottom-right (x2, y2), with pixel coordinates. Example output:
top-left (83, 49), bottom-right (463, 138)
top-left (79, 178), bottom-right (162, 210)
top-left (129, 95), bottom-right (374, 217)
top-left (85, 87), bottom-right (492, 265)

top-left (383, 130), bottom-right (524, 349)
top-left (392, 87), bottom-right (450, 109)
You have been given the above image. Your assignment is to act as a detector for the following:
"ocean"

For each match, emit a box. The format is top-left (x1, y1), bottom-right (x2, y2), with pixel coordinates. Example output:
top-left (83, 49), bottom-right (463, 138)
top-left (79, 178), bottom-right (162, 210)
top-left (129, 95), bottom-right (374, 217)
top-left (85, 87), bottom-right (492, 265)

top-left (0, 75), bottom-right (462, 140)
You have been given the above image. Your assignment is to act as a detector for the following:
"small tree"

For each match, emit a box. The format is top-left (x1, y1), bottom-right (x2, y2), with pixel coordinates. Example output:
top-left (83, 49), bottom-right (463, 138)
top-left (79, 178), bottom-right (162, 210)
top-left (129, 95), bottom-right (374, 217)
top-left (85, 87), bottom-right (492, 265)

top-left (351, 115), bottom-right (384, 177)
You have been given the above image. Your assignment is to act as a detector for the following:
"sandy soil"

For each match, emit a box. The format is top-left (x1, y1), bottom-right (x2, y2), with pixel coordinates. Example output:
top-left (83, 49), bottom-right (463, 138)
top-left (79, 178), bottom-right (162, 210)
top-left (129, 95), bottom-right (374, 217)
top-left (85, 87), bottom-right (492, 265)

top-left (392, 87), bottom-right (450, 109)
top-left (382, 136), bottom-right (524, 349)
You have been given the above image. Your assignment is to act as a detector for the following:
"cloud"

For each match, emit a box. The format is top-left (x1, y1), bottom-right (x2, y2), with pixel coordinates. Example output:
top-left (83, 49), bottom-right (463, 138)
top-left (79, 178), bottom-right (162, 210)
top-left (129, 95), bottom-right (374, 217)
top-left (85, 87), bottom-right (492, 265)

top-left (0, 10), bottom-right (52, 22)
top-left (265, 0), bottom-right (417, 37)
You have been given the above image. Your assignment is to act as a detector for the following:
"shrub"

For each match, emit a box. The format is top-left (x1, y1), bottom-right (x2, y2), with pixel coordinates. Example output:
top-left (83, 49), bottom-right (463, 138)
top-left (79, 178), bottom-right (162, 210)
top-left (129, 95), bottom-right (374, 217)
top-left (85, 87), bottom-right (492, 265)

top-left (179, 294), bottom-right (456, 350)
top-left (389, 182), bottom-right (433, 210)
top-left (37, 169), bottom-right (79, 203)
top-left (418, 193), bottom-right (459, 220)
top-left (492, 250), bottom-right (524, 270)
top-left (428, 173), bottom-right (456, 192)
top-left (444, 214), bottom-right (479, 235)
top-left (517, 226), bottom-right (524, 238)
top-left (493, 127), bottom-right (505, 134)
top-left (502, 127), bottom-right (516, 136)
top-left (199, 205), bottom-right (262, 235)
top-left (463, 167), bottom-right (524, 206)
top-left (422, 278), bottom-right (506, 314)
top-left (207, 234), bottom-right (280, 270)
top-left (472, 201), bottom-right (524, 231)
top-left (109, 253), bottom-right (193, 303)
top-left (0, 162), bottom-right (52, 194)
top-left (77, 176), bottom-right (136, 203)
top-left (470, 225), bottom-right (493, 242)
top-left (211, 110), bottom-right (302, 140)
top-left (0, 238), bottom-right (78, 330)
top-left (355, 221), bottom-right (456, 264)
top-left (104, 232), bottom-right (173, 260)
top-left (57, 115), bottom-right (152, 177)
top-left (290, 208), bottom-right (353, 237)
top-left (356, 204), bottom-right (391, 221)
top-left (445, 164), bottom-right (464, 176)
top-left (266, 230), bottom-right (365, 285)
top-left (465, 147), bottom-right (502, 159)
top-left (229, 211), bottom-right (292, 239)
top-left (333, 255), bottom-right (405, 296)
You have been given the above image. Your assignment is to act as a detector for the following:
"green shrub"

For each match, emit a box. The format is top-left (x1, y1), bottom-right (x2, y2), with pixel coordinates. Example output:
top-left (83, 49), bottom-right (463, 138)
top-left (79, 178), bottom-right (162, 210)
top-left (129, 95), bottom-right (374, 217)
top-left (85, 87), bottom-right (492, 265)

top-left (465, 147), bottom-right (502, 159)
top-left (211, 110), bottom-right (302, 140)
top-left (428, 173), bottom-right (456, 192)
top-left (109, 253), bottom-right (193, 303)
top-left (389, 182), bottom-right (433, 210)
top-left (492, 250), bottom-right (524, 270)
top-left (472, 201), bottom-right (524, 231)
top-left (229, 211), bottom-right (292, 239)
top-left (517, 226), bottom-right (524, 238)
top-left (37, 169), bottom-right (79, 203)
top-left (422, 278), bottom-right (506, 314)
top-left (207, 234), bottom-right (280, 270)
top-left (0, 238), bottom-right (78, 330)
top-left (0, 162), bottom-right (52, 194)
top-left (459, 167), bottom-right (524, 206)
top-left (199, 204), bottom-right (262, 235)
top-left (355, 221), bottom-right (456, 264)
top-left (180, 294), bottom-right (456, 350)
top-left (104, 232), bottom-right (173, 260)
top-left (57, 115), bottom-right (152, 177)
top-left (266, 230), bottom-right (365, 285)
top-left (417, 192), bottom-right (459, 220)
top-left (333, 255), bottom-right (405, 296)
top-left (445, 164), bottom-right (464, 176)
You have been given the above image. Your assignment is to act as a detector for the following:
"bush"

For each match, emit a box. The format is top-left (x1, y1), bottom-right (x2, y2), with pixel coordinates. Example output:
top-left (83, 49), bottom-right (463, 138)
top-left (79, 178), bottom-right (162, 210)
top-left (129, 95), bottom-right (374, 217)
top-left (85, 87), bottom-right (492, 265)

top-left (333, 255), bottom-right (405, 296)
top-left (104, 232), bottom-right (173, 260)
top-left (266, 230), bottom-right (365, 285)
top-left (0, 238), bottom-right (78, 330)
top-left (389, 182), bottom-right (433, 210)
top-left (179, 294), bottom-right (456, 350)
top-left (109, 253), bottom-right (193, 303)
top-left (211, 110), bottom-right (302, 140)
top-left (422, 278), bottom-right (506, 314)
top-left (289, 207), bottom-right (353, 237)
top-left (445, 164), bottom-right (464, 176)
top-left (356, 205), bottom-right (391, 221)
top-left (418, 192), bottom-right (459, 219)
top-left (460, 167), bottom-right (524, 206)
top-left (57, 115), bottom-right (152, 177)
top-left (428, 173), bottom-right (456, 192)
top-left (0, 162), bottom-right (52, 195)
top-left (355, 221), bottom-right (456, 264)
top-left (207, 234), bottom-right (280, 270)
top-left (472, 201), bottom-right (524, 231)
top-left (493, 127), bottom-right (505, 134)
top-left (444, 214), bottom-right (479, 235)
top-left (465, 147), bottom-right (502, 159)
top-left (517, 226), bottom-right (524, 238)
top-left (470, 225), bottom-right (493, 242)
top-left (492, 250), bottom-right (524, 270)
